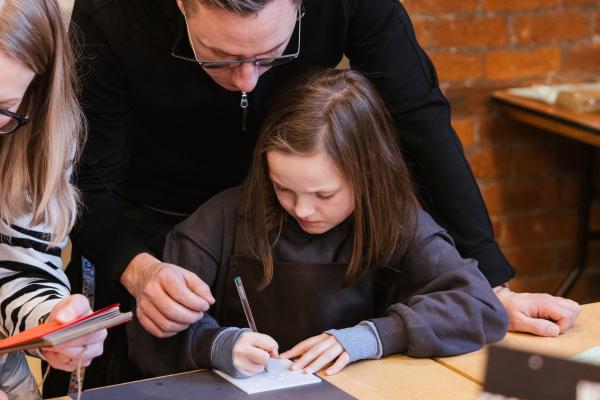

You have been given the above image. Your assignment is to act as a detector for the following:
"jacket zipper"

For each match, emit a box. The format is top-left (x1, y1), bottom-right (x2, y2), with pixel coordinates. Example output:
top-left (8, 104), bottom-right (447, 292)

top-left (240, 92), bottom-right (248, 132)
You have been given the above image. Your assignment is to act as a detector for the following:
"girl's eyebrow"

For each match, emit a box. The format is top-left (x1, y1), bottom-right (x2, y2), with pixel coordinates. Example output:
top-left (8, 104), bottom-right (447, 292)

top-left (316, 189), bottom-right (337, 194)
top-left (270, 176), bottom-right (339, 193)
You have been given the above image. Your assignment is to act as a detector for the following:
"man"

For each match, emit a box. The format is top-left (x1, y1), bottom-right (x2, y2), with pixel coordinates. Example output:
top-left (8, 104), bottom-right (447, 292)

top-left (46, 0), bottom-right (580, 394)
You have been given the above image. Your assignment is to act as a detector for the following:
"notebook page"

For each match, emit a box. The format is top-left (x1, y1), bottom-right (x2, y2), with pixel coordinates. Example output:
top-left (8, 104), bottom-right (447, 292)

top-left (214, 358), bottom-right (321, 394)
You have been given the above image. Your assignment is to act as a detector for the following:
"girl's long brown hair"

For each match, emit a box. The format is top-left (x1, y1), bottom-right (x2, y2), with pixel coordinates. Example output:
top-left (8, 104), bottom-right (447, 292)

top-left (241, 68), bottom-right (417, 287)
top-left (0, 0), bottom-right (84, 244)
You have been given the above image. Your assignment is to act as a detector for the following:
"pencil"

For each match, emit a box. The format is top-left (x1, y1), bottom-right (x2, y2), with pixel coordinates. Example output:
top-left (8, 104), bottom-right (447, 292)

top-left (233, 276), bottom-right (268, 372)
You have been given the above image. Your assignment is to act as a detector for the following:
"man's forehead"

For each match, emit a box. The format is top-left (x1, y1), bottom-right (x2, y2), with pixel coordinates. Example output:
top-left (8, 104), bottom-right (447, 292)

top-left (187, 0), bottom-right (296, 56)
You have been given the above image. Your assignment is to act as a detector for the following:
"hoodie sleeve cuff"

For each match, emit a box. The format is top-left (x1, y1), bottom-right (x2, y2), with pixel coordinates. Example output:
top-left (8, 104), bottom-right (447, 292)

top-left (210, 327), bottom-right (252, 378)
top-left (326, 321), bottom-right (383, 362)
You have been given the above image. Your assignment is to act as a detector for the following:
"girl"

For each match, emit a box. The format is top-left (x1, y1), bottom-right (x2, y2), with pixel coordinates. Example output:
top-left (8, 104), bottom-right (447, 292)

top-left (129, 68), bottom-right (508, 378)
top-left (0, 0), bottom-right (106, 397)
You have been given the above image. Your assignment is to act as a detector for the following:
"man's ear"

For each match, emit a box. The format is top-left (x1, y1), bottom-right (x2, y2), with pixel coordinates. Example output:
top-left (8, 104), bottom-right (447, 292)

top-left (175, 0), bottom-right (186, 16)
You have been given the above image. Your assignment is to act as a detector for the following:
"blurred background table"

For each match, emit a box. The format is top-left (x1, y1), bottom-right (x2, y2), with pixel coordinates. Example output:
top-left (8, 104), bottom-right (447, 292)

top-left (493, 90), bottom-right (600, 296)
top-left (436, 301), bottom-right (600, 384)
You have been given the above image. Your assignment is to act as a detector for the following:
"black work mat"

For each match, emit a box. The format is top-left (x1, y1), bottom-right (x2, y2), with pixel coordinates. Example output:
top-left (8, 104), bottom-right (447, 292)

top-left (70, 369), bottom-right (356, 400)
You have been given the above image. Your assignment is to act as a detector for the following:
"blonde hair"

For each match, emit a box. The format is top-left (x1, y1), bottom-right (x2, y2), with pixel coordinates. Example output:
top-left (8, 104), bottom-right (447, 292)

top-left (0, 0), bottom-right (84, 244)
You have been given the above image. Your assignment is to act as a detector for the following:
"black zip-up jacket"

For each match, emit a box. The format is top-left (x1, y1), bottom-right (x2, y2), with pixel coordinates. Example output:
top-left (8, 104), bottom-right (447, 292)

top-left (70, 0), bottom-right (515, 286)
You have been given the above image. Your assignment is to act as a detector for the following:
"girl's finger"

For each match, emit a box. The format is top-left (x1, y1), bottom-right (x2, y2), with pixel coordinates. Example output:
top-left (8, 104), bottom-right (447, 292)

top-left (249, 333), bottom-right (279, 354)
top-left (290, 337), bottom-right (334, 371)
top-left (325, 352), bottom-right (351, 375)
top-left (237, 357), bottom-right (266, 376)
top-left (246, 346), bottom-right (270, 366)
top-left (280, 335), bottom-right (324, 359)
top-left (303, 342), bottom-right (344, 374)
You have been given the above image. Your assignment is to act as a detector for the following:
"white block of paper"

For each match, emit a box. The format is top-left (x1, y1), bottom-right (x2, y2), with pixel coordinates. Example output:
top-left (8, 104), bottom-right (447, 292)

top-left (571, 346), bottom-right (600, 366)
top-left (214, 358), bottom-right (321, 394)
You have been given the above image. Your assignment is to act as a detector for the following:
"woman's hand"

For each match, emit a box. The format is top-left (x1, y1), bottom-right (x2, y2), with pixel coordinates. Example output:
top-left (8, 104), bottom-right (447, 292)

top-left (42, 294), bottom-right (107, 371)
top-left (280, 333), bottom-right (350, 375)
top-left (232, 332), bottom-right (279, 376)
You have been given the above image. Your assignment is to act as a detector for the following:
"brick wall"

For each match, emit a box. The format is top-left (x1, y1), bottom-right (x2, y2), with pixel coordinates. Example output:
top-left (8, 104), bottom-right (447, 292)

top-left (403, 0), bottom-right (600, 302)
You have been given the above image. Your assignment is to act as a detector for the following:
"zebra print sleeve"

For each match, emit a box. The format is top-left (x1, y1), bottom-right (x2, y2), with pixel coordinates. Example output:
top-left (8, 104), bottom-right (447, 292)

top-left (0, 219), bottom-right (71, 338)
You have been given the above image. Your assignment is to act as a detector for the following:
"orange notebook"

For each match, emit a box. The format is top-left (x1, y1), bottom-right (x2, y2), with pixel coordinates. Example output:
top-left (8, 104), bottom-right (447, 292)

top-left (0, 304), bottom-right (131, 355)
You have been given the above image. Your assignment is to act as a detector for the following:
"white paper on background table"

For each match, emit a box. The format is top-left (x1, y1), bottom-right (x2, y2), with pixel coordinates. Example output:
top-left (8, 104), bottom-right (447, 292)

top-left (508, 82), bottom-right (600, 105)
top-left (571, 346), bottom-right (600, 366)
top-left (214, 358), bottom-right (321, 394)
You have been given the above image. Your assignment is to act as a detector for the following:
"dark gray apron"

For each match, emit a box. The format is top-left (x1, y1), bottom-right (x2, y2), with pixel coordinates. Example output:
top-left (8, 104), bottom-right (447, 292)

top-left (217, 222), bottom-right (403, 352)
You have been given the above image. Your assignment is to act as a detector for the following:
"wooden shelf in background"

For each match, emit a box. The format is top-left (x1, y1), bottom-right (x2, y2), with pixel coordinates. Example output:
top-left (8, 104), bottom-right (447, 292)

top-left (492, 90), bottom-right (600, 147)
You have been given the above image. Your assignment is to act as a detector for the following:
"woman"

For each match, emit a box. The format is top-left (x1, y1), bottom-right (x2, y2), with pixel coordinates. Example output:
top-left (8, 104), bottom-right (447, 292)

top-left (0, 0), bottom-right (106, 398)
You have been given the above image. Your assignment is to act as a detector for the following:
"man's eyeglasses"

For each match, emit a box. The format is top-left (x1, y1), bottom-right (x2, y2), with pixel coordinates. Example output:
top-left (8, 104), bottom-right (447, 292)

top-left (173, 5), bottom-right (304, 70)
top-left (0, 107), bottom-right (30, 135)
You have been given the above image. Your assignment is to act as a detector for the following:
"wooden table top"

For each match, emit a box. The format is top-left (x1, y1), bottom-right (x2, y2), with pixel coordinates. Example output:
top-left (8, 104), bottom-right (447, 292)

top-left (492, 90), bottom-right (600, 147)
top-left (435, 302), bottom-right (600, 385)
top-left (48, 354), bottom-right (482, 400)
top-left (50, 302), bottom-right (600, 399)
top-left (322, 354), bottom-right (481, 400)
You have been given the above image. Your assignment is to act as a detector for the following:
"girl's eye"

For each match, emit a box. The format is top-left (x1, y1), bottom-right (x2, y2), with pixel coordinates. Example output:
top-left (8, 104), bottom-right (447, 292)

top-left (273, 183), bottom-right (287, 192)
top-left (317, 193), bottom-right (334, 200)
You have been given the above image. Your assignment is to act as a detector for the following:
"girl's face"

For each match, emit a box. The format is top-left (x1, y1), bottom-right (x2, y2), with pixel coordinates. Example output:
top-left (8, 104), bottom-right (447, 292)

top-left (0, 49), bottom-right (35, 131)
top-left (267, 150), bottom-right (355, 234)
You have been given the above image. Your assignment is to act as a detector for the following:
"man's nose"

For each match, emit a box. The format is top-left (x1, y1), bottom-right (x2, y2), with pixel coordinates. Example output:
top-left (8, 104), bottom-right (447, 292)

top-left (231, 62), bottom-right (259, 93)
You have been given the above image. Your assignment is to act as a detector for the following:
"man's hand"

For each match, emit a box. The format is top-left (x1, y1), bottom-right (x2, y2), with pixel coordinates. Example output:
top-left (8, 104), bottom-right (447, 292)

top-left (42, 294), bottom-right (107, 371)
top-left (495, 287), bottom-right (581, 337)
top-left (121, 252), bottom-right (215, 338)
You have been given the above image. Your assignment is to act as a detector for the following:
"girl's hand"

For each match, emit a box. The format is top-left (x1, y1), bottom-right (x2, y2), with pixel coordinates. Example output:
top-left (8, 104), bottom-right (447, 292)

top-left (233, 332), bottom-right (279, 376)
top-left (280, 333), bottom-right (350, 375)
top-left (42, 294), bottom-right (107, 372)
